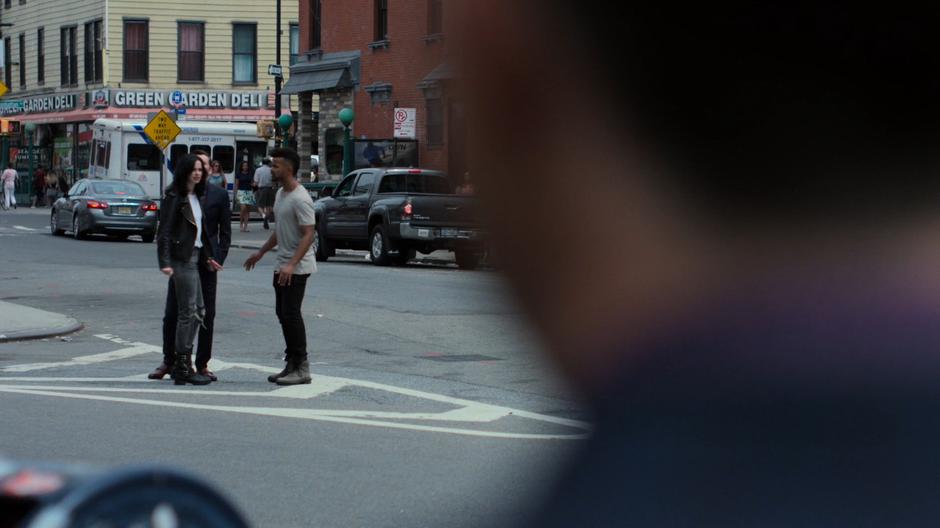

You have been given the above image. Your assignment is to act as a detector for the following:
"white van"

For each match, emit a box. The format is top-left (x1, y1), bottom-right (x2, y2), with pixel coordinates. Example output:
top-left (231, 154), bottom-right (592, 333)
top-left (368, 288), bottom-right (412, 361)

top-left (89, 119), bottom-right (271, 199)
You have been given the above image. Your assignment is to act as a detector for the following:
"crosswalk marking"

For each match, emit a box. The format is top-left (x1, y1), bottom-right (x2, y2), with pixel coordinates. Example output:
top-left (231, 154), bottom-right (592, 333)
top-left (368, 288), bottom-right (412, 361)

top-left (0, 334), bottom-right (591, 440)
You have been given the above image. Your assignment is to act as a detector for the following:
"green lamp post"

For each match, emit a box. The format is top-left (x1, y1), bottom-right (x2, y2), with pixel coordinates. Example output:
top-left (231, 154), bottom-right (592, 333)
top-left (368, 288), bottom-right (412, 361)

top-left (25, 121), bottom-right (36, 196)
top-left (339, 107), bottom-right (355, 177)
top-left (277, 113), bottom-right (293, 148)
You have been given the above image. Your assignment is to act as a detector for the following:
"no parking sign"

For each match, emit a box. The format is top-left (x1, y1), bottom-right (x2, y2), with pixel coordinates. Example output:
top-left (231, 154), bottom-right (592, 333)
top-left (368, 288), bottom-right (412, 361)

top-left (393, 108), bottom-right (416, 139)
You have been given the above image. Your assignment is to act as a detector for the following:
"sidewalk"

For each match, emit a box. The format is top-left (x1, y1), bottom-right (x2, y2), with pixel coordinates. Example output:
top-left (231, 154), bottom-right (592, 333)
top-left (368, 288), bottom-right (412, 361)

top-left (0, 300), bottom-right (84, 343)
top-left (229, 217), bottom-right (457, 266)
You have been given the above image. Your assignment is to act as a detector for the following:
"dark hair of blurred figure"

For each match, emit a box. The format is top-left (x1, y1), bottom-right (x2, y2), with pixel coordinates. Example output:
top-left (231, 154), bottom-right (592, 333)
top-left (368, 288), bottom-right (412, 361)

top-left (454, 1), bottom-right (940, 525)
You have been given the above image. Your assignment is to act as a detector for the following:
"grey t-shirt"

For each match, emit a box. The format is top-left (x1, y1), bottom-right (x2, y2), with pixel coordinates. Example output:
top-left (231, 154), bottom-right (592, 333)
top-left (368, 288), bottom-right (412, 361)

top-left (273, 185), bottom-right (317, 275)
top-left (253, 165), bottom-right (273, 188)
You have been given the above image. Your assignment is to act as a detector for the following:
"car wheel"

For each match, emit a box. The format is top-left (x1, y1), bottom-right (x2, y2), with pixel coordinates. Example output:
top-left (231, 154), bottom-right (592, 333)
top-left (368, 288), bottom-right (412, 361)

top-left (370, 225), bottom-right (392, 266)
top-left (72, 213), bottom-right (87, 240)
top-left (455, 250), bottom-right (482, 270)
top-left (50, 210), bottom-right (64, 236)
top-left (314, 225), bottom-right (330, 262)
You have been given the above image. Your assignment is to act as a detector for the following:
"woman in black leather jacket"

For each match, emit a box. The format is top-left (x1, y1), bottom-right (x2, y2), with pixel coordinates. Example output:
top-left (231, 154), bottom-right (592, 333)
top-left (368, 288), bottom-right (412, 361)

top-left (157, 153), bottom-right (222, 385)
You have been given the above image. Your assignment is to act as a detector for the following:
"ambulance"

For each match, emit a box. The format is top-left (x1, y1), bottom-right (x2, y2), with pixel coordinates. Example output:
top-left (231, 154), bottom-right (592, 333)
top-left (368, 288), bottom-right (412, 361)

top-left (88, 119), bottom-right (270, 199)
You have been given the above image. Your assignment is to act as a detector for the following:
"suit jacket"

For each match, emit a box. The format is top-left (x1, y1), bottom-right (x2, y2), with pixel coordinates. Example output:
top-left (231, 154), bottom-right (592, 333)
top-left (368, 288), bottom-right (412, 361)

top-left (201, 183), bottom-right (232, 267)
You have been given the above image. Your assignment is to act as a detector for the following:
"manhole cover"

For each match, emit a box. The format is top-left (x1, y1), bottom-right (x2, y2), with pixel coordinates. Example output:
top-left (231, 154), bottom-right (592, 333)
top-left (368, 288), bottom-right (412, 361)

top-left (419, 354), bottom-right (503, 362)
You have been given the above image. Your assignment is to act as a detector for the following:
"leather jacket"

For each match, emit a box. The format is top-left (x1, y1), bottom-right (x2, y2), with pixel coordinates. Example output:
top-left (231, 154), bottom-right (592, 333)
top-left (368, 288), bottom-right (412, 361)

top-left (157, 189), bottom-right (213, 269)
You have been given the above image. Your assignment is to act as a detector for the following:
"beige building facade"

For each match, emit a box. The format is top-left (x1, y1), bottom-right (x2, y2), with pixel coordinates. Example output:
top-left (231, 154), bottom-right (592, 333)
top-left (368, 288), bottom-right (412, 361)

top-left (0, 0), bottom-right (300, 181)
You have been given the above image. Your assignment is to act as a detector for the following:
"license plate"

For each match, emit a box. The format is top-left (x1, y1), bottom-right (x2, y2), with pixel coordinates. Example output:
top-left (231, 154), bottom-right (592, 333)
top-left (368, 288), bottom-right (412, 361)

top-left (115, 206), bottom-right (133, 215)
top-left (440, 228), bottom-right (458, 237)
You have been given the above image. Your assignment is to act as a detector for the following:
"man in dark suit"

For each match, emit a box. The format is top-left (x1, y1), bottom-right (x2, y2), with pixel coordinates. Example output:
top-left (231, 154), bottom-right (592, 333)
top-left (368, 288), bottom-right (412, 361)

top-left (150, 150), bottom-right (232, 381)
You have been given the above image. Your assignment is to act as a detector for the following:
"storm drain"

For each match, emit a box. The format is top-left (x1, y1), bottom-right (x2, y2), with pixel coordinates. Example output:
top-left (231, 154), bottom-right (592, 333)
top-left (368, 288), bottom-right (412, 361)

top-left (419, 354), bottom-right (504, 362)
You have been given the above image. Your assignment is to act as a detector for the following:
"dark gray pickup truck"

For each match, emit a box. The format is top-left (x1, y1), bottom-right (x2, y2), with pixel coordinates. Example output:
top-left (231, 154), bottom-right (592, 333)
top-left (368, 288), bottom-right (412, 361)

top-left (312, 168), bottom-right (486, 269)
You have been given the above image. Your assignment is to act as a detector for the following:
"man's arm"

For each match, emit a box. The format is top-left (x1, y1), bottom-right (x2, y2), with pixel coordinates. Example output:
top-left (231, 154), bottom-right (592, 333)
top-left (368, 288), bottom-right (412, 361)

top-left (243, 231), bottom-right (278, 271)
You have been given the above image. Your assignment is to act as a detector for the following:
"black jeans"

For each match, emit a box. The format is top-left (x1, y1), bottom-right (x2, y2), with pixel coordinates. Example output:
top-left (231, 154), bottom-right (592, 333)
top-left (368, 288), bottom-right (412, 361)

top-left (163, 263), bottom-right (217, 369)
top-left (273, 272), bottom-right (310, 362)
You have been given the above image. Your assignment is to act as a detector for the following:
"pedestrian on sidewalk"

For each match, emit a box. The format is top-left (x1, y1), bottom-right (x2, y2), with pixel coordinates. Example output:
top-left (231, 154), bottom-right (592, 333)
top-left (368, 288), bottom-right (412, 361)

top-left (1, 163), bottom-right (18, 210)
top-left (150, 150), bottom-right (231, 382)
top-left (243, 147), bottom-right (316, 386)
top-left (30, 165), bottom-right (46, 207)
top-left (235, 160), bottom-right (255, 232)
top-left (207, 159), bottom-right (226, 188)
top-left (253, 158), bottom-right (275, 230)
top-left (156, 153), bottom-right (223, 386)
top-left (44, 170), bottom-right (60, 205)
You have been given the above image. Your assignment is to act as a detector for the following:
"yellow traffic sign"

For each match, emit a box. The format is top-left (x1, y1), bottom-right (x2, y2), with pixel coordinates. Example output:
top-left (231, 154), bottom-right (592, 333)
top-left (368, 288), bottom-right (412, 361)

top-left (0, 81), bottom-right (8, 98)
top-left (143, 109), bottom-right (181, 150)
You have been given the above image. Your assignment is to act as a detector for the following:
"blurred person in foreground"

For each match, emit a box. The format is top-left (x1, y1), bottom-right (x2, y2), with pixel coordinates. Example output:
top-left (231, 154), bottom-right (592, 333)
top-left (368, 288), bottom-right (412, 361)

top-left (455, 2), bottom-right (940, 525)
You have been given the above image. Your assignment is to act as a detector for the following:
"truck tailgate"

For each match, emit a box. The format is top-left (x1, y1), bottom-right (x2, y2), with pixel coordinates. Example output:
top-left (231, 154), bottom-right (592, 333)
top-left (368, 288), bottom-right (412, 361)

top-left (407, 195), bottom-right (480, 227)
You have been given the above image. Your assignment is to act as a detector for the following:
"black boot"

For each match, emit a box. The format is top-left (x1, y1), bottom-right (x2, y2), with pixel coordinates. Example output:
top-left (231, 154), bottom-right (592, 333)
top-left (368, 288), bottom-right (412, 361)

top-left (267, 357), bottom-right (294, 383)
top-left (172, 353), bottom-right (212, 386)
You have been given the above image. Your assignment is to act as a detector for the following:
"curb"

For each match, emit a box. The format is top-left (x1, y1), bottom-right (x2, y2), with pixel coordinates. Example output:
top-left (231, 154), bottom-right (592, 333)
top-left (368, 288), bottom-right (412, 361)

top-left (0, 321), bottom-right (85, 343)
top-left (228, 242), bottom-right (458, 267)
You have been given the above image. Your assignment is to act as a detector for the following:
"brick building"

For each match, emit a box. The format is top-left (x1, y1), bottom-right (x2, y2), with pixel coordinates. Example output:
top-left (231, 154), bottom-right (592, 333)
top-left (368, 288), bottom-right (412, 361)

top-left (285, 0), bottom-right (464, 183)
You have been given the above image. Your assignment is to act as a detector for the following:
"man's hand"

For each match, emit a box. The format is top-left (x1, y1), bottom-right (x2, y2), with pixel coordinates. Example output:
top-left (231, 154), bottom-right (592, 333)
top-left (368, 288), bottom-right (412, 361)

top-left (207, 258), bottom-right (223, 272)
top-left (161, 267), bottom-right (174, 277)
top-left (244, 251), bottom-right (263, 271)
top-left (276, 263), bottom-right (296, 285)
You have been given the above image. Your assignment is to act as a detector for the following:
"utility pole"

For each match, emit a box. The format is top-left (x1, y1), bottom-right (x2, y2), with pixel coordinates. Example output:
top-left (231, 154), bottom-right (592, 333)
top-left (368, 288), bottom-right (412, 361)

top-left (274, 0), bottom-right (282, 147)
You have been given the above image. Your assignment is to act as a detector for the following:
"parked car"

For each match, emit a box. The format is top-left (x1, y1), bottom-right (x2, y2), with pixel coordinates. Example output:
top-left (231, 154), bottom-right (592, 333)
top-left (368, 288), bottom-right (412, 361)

top-left (50, 178), bottom-right (159, 242)
top-left (313, 168), bottom-right (486, 269)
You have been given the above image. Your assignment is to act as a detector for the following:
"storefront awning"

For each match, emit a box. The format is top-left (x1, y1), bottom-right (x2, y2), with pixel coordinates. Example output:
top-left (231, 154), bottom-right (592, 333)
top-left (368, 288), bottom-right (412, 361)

top-left (283, 50), bottom-right (360, 94)
top-left (16, 107), bottom-right (277, 125)
top-left (281, 69), bottom-right (350, 94)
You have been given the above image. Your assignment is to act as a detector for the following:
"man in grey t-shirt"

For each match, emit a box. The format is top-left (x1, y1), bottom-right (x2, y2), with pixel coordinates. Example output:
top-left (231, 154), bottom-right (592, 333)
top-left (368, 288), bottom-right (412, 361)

top-left (243, 148), bottom-right (316, 385)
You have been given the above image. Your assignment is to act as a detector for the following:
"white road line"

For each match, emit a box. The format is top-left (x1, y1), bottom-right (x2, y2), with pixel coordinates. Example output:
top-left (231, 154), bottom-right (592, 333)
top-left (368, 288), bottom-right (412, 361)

top-left (0, 334), bottom-right (592, 440)
top-left (0, 387), bottom-right (588, 440)
top-left (0, 344), bottom-right (158, 373)
top-left (13, 225), bottom-right (37, 231)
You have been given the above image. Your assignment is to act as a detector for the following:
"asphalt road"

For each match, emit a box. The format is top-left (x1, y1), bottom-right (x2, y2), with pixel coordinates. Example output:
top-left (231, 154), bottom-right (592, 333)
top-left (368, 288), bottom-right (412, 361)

top-left (0, 208), bottom-right (588, 528)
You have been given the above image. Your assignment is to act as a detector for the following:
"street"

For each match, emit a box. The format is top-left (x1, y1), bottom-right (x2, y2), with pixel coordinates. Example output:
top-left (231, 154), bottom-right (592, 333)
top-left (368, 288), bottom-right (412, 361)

top-left (0, 208), bottom-right (588, 527)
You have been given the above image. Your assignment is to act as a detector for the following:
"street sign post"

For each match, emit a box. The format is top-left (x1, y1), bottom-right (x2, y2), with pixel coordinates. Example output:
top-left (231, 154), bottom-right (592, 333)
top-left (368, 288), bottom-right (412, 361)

top-left (143, 110), bottom-right (182, 201)
top-left (268, 64), bottom-right (283, 77)
top-left (393, 108), bottom-right (416, 139)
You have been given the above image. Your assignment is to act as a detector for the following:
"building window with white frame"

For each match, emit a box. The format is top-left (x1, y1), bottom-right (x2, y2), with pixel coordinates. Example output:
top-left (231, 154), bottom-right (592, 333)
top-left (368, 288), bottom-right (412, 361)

top-left (178, 21), bottom-right (204, 83)
top-left (232, 23), bottom-right (256, 84)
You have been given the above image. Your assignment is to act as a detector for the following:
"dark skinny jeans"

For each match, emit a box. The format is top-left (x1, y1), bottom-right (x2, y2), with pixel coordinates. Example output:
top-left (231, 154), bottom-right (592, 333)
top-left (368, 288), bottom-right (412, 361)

top-left (273, 272), bottom-right (310, 362)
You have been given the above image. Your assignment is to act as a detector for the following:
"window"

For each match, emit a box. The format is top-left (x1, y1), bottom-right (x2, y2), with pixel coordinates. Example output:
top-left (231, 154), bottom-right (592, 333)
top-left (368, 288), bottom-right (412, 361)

top-left (94, 140), bottom-right (110, 169)
top-left (428, 0), bottom-right (443, 35)
top-left (178, 22), bottom-right (204, 82)
top-left (123, 20), bottom-right (148, 82)
top-left (333, 174), bottom-right (356, 198)
top-left (18, 33), bottom-right (24, 88)
top-left (37, 28), bottom-right (44, 84)
top-left (4, 0), bottom-right (10, 9)
top-left (378, 173), bottom-right (453, 194)
top-left (212, 145), bottom-right (235, 173)
top-left (169, 144), bottom-right (189, 173)
top-left (91, 181), bottom-right (144, 195)
top-left (4, 38), bottom-right (11, 90)
top-left (84, 20), bottom-right (103, 83)
top-left (310, 0), bottom-right (321, 49)
top-left (374, 0), bottom-right (388, 41)
top-left (289, 23), bottom-right (299, 65)
top-left (126, 143), bottom-right (161, 171)
top-left (325, 128), bottom-right (344, 175)
top-left (427, 98), bottom-right (444, 145)
top-left (353, 172), bottom-right (376, 196)
top-left (232, 23), bottom-right (256, 84)
top-left (60, 26), bottom-right (77, 86)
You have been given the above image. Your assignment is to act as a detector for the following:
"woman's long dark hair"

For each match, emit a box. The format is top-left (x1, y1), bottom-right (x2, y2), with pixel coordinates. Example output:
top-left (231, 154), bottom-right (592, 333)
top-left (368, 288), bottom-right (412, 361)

top-left (166, 153), bottom-right (207, 197)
